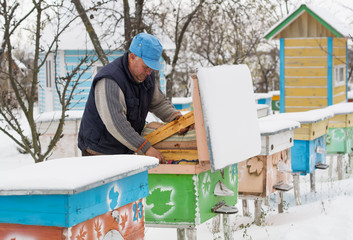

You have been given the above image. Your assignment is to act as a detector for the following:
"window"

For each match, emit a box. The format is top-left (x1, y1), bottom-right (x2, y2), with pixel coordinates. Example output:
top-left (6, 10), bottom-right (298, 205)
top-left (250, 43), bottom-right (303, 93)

top-left (334, 64), bottom-right (346, 86)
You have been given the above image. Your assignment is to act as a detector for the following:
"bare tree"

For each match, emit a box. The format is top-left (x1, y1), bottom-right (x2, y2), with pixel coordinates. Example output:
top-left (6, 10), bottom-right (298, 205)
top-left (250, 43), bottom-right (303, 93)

top-left (72, 0), bottom-right (109, 65)
top-left (0, 0), bottom-right (97, 163)
top-left (145, 0), bottom-right (205, 99)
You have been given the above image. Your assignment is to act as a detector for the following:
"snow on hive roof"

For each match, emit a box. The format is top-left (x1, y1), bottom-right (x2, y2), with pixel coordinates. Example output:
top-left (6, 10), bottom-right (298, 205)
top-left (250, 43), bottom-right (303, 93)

top-left (259, 118), bottom-right (300, 136)
top-left (254, 92), bottom-right (274, 100)
top-left (265, 4), bottom-right (353, 40)
top-left (264, 108), bottom-right (334, 124)
top-left (0, 155), bottom-right (158, 195)
top-left (326, 102), bottom-right (353, 115)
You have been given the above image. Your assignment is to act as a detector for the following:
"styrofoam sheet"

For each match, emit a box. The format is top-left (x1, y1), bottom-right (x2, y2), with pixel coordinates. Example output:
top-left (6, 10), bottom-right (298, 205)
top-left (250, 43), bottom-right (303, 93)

top-left (197, 65), bottom-right (261, 171)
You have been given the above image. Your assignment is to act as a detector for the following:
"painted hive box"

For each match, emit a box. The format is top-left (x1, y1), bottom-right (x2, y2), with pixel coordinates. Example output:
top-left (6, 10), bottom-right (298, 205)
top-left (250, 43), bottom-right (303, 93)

top-left (143, 65), bottom-right (261, 226)
top-left (0, 156), bottom-right (158, 240)
top-left (238, 118), bottom-right (299, 197)
top-left (326, 103), bottom-right (353, 154)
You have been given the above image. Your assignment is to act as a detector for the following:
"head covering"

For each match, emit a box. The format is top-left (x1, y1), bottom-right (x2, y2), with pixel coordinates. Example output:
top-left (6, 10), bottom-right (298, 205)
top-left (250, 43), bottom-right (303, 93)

top-left (129, 33), bottom-right (163, 71)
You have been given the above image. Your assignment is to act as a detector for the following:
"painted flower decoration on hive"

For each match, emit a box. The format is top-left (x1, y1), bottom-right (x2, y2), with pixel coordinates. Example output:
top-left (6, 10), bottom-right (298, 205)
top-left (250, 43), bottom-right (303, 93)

top-left (247, 157), bottom-right (264, 175)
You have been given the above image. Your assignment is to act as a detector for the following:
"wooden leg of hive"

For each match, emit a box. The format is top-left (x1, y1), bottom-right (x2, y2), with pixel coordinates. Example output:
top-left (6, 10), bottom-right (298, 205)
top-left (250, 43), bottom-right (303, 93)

top-left (222, 214), bottom-right (232, 240)
top-left (293, 173), bottom-right (301, 205)
top-left (328, 155), bottom-right (333, 179)
top-left (254, 199), bottom-right (263, 226)
top-left (177, 228), bottom-right (186, 240)
top-left (278, 191), bottom-right (284, 213)
top-left (186, 227), bottom-right (197, 240)
top-left (349, 153), bottom-right (353, 175)
top-left (337, 154), bottom-right (343, 180)
top-left (310, 171), bottom-right (316, 192)
top-left (212, 214), bottom-right (221, 233)
top-left (242, 199), bottom-right (250, 217)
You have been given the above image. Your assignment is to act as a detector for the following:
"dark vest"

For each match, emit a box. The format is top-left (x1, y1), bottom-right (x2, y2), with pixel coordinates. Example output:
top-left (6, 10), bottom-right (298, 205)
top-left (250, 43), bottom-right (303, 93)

top-left (78, 51), bottom-right (155, 154)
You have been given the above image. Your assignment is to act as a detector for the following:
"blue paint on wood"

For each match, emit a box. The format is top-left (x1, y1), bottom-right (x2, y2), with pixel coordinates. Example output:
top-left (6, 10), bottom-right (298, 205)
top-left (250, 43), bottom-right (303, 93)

top-left (0, 171), bottom-right (149, 227)
top-left (327, 37), bottom-right (333, 106)
top-left (173, 102), bottom-right (192, 110)
top-left (280, 38), bottom-right (285, 113)
top-left (291, 135), bottom-right (326, 175)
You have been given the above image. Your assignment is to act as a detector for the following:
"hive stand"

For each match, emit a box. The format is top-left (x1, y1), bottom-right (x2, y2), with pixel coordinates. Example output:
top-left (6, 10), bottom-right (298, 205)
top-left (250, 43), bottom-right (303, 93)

top-left (0, 156), bottom-right (158, 240)
top-left (144, 65), bottom-right (261, 240)
top-left (238, 118), bottom-right (300, 225)
top-left (326, 103), bottom-right (353, 179)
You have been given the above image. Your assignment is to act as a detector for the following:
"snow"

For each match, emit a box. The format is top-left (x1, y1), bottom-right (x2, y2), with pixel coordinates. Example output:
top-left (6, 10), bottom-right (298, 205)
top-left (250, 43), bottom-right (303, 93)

top-left (197, 65), bottom-right (261, 170)
top-left (254, 92), bottom-right (273, 100)
top-left (0, 155), bottom-right (158, 195)
top-left (35, 110), bottom-right (83, 122)
top-left (270, 90), bottom-right (280, 96)
top-left (171, 97), bottom-right (193, 104)
top-left (305, 4), bottom-right (353, 37)
top-left (264, 108), bottom-right (334, 124)
top-left (326, 102), bottom-right (353, 115)
top-left (1, 110), bottom-right (353, 239)
top-left (259, 118), bottom-right (300, 135)
top-left (265, 2), bottom-right (353, 39)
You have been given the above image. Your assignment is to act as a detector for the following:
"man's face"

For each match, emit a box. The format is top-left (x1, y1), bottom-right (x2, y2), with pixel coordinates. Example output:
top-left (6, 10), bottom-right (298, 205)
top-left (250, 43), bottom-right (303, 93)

top-left (128, 53), bottom-right (153, 83)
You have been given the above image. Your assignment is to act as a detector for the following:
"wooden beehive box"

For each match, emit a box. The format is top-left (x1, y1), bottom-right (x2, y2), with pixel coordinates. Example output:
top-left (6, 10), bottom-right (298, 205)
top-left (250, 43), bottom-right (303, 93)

top-left (264, 4), bottom-right (352, 113)
top-left (265, 109), bottom-right (333, 174)
top-left (144, 65), bottom-right (261, 227)
top-left (0, 156), bottom-right (158, 240)
top-left (238, 119), bottom-right (300, 198)
top-left (326, 103), bottom-right (353, 154)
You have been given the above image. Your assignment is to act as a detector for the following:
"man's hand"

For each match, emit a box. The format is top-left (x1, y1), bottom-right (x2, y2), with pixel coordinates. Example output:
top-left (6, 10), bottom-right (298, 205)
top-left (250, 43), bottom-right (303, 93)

top-left (145, 146), bottom-right (165, 164)
top-left (174, 114), bottom-right (194, 134)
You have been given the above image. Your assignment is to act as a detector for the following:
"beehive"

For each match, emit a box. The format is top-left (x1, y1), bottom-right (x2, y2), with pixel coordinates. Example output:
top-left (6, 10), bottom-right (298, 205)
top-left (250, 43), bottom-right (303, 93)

top-left (265, 4), bottom-right (352, 113)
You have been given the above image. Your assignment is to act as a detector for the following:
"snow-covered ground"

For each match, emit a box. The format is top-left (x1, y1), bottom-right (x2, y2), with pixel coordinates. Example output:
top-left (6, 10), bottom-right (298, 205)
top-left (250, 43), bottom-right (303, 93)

top-left (1, 119), bottom-right (353, 239)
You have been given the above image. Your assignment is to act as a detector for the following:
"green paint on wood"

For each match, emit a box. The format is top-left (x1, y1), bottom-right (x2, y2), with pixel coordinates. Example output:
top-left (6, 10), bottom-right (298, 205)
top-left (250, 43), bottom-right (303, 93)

top-left (145, 165), bottom-right (238, 226)
top-left (327, 127), bottom-right (353, 154)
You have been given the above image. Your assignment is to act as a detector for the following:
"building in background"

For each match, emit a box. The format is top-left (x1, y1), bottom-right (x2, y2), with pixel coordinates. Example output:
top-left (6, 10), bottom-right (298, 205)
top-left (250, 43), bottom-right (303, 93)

top-left (265, 4), bottom-right (353, 113)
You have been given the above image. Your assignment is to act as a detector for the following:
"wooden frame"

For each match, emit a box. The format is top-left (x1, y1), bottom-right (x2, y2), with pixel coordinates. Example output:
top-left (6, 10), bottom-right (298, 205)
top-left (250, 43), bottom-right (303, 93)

top-left (147, 75), bottom-right (211, 174)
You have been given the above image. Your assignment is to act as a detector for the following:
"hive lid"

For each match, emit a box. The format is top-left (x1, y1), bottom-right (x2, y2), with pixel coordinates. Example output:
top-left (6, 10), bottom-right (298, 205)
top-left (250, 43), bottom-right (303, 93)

top-left (197, 65), bottom-right (261, 171)
top-left (264, 109), bottom-right (334, 124)
top-left (0, 155), bottom-right (158, 195)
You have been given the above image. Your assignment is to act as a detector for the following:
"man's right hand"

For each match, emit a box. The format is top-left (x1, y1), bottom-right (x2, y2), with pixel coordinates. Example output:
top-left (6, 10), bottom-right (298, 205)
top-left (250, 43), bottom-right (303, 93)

top-left (145, 146), bottom-right (165, 164)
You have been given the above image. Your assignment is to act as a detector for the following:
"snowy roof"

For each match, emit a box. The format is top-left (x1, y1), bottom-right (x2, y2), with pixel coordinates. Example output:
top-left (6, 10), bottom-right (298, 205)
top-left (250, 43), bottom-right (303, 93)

top-left (254, 92), bottom-right (273, 100)
top-left (0, 155), bottom-right (158, 195)
top-left (269, 90), bottom-right (280, 96)
top-left (264, 108), bottom-right (334, 124)
top-left (265, 4), bottom-right (353, 40)
top-left (259, 117), bottom-right (300, 136)
top-left (35, 110), bottom-right (83, 122)
top-left (326, 102), bottom-right (353, 115)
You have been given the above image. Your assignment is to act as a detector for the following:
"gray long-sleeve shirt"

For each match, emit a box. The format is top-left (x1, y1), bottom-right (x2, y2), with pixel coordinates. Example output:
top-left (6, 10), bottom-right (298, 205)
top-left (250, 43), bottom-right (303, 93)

top-left (95, 78), bottom-right (181, 154)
